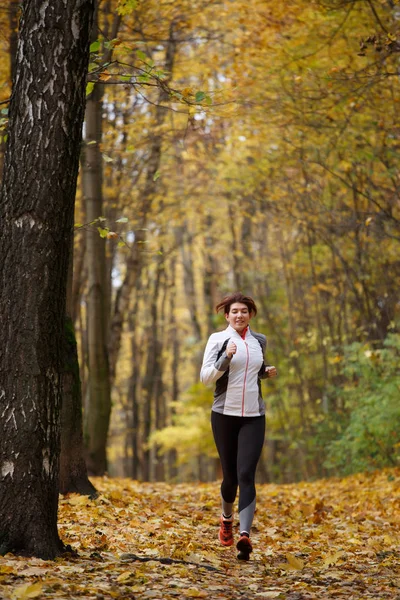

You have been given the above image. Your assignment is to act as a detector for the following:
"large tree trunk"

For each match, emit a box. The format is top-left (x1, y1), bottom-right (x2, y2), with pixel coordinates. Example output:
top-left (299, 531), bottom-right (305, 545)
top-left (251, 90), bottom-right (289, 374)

top-left (0, 0), bottom-right (94, 558)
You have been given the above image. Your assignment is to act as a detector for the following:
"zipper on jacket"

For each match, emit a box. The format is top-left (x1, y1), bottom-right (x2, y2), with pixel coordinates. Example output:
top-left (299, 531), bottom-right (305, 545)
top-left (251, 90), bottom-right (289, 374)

top-left (241, 340), bottom-right (249, 416)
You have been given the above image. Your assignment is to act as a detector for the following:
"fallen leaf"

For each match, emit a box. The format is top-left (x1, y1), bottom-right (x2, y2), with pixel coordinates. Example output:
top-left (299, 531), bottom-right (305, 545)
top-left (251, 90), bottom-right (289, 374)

top-left (286, 553), bottom-right (305, 570)
top-left (12, 582), bottom-right (43, 599)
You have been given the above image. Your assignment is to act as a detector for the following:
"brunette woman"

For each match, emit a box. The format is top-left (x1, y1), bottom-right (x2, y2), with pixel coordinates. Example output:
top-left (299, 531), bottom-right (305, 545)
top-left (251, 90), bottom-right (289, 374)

top-left (200, 292), bottom-right (277, 560)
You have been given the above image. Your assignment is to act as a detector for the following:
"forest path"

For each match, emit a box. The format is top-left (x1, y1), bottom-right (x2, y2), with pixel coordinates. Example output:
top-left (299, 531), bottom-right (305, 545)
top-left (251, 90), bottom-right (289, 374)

top-left (1, 469), bottom-right (399, 599)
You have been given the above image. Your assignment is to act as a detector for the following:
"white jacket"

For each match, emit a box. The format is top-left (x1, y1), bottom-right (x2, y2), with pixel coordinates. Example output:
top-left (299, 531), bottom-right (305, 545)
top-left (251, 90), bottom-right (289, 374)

top-left (200, 325), bottom-right (268, 417)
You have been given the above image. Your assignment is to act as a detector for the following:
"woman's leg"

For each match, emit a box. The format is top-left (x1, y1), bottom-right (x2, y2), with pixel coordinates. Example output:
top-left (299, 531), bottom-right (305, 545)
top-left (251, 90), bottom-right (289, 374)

top-left (237, 415), bottom-right (265, 535)
top-left (211, 412), bottom-right (240, 516)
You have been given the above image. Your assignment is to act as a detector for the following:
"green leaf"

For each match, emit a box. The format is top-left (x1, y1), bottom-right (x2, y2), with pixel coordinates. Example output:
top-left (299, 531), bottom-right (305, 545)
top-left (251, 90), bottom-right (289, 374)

top-left (116, 217), bottom-right (129, 223)
top-left (118, 240), bottom-right (126, 247)
top-left (97, 227), bottom-right (109, 239)
top-left (86, 82), bottom-right (95, 96)
top-left (153, 171), bottom-right (160, 181)
top-left (74, 223), bottom-right (83, 228)
top-left (154, 70), bottom-right (167, 80)
top-left (90, 40), bottom-right (101, 53)
top-left (117, 0), bottom-right (137, 15)
top-left (136, 50), bottom-right (148, 62)
top-left (102, 154), bottom-right (113, 163)
top-left (195, 91), bottom-right (206, 103)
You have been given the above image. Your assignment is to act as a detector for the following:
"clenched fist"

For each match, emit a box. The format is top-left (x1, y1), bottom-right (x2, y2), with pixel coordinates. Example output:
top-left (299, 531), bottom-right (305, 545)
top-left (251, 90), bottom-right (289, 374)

top-left (226, 341), bottom-right (237, 358)
top-left (265, 366), bottom-right (277, 378)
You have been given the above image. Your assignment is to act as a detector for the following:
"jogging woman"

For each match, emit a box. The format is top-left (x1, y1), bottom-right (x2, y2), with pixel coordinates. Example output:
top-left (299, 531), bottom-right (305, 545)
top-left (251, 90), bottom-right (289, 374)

top-left (200, 292), bottom-right (277, 560)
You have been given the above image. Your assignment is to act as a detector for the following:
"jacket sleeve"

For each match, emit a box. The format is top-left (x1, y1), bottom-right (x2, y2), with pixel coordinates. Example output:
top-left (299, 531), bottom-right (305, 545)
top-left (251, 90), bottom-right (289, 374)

top-left (200, 336), bottom-right (232, 385)
top-left (257, 334), bottom-right (270, 380)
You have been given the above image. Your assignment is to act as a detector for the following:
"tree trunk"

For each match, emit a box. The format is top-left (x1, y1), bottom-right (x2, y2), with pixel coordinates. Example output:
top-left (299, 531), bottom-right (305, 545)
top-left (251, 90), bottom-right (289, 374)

top-left (82, 5), bottom-right (117, 476)
top-left (127, 293), bottom-right (142, 480)
top-left (142, 261), bottom-right (165, 481)
top-left (59, 245), bottom-right (97, 498)
top-left (60, 316), bottom-right (97, 497)
top-left (167, 259), bottom-right (179, 480)
top-left (0, 0), bottom-right (94, 558)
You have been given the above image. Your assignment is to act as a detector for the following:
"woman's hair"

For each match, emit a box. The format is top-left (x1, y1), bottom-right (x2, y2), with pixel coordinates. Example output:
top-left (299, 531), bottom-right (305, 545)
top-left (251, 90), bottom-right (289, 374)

top-left (216, 292), bottom-right (258, 316)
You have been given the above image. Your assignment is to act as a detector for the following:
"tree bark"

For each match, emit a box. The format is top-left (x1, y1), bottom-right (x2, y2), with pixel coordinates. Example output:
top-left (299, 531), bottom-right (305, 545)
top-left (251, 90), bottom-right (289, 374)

top-left (142, 261), bottom-right (165, 481)
top-left (60, 316), bottom-right (97, 497)
top-left (59, 245), bottom-right (97, 498)
top-left (127, 292), bottom-right (142, 480)
top-left (82, 5), bottom-right (122, 475)
top-left (0, 0), bottom-right (94, 558)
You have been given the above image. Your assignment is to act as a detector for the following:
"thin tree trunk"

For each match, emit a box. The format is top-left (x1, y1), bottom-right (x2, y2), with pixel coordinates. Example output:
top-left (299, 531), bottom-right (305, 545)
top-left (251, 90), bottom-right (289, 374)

top-left (167, 259), bottom-right (179, 480)
top-left (59, 247), bottom-right (97, 497)
top-left (71, 231), bottom-right (86, 326)
top-left (142, 260), bottom-right (164, 481)
top-left (82, 5), bottom-right (121, 475)
top-left (228, 200), bottom-right (242, 289)
top-left (127, 292), bottom-right (142, 480)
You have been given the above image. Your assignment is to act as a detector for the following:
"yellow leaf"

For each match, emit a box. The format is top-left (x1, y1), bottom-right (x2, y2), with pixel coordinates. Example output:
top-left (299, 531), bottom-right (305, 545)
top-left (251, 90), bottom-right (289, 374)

top-left (185, 589), bottom-right (208, 598)
top-left (0, 565), bottom-right (15, 574)
top-left (67, 494), bottom-right (91, 506)
top-left (13, 582), bottom-right (43, 599)
top-left (117, 570), bottom-right (135, 583)
top-left (182, 87), bottom-right (193, 98)
top-left (286, 553), bottom-right (304, 570)
top-left (323, 551), bottom-right (344, 568)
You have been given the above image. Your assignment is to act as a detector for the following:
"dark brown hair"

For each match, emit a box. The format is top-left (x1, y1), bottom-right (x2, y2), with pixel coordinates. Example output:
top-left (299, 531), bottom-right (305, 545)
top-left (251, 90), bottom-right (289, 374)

top-left (216, 292), bottom-right (258, 316)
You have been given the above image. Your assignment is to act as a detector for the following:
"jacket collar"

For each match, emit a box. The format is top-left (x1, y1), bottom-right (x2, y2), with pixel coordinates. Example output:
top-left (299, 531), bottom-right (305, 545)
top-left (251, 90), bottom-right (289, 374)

top-left (226, 324), bottom-right (250, 338)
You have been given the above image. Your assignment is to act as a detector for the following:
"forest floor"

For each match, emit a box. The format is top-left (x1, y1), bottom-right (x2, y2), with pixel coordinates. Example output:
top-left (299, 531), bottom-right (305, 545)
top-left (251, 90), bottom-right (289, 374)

top-left (0, 469), bottom-right (399, 600)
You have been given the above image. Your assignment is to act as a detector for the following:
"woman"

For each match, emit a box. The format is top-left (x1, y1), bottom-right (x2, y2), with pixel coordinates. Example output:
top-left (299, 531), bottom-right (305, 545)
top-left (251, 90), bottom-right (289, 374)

top-left (200, 292), bottom-right (277, 560)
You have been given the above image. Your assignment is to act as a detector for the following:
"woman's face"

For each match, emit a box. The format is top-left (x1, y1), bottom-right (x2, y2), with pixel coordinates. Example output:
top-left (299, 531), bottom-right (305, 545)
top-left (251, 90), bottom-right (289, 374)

top-left (225, 302), bottom-right (252, 333)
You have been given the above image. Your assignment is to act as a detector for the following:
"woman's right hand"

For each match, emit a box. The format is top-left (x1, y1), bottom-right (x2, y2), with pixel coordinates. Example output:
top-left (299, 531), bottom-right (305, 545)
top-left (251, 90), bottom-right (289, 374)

top-left (226, 341), bottom-right (237, 358)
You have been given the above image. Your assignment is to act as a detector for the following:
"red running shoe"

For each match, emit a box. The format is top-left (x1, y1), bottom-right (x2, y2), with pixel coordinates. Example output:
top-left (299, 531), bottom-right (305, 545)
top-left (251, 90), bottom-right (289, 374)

top-left (218, 515), bottom-right (234, 546)
top-left (236, 534), bottom-right (252, 560)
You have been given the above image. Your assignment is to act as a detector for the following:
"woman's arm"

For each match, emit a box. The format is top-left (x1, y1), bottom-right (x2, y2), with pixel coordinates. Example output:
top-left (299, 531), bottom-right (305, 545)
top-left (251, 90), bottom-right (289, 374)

top-left (200, 336), bottom-right (232, 385)
top-left (255, 333), bottom-right (277, 379)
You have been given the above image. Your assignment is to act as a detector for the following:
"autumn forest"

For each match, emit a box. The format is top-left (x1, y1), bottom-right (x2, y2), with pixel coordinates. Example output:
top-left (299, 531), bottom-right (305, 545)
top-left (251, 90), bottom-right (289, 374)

top-left (1, 0), bottom-right (399, 483)
top-left (0, 0), bottom-right (400, 590)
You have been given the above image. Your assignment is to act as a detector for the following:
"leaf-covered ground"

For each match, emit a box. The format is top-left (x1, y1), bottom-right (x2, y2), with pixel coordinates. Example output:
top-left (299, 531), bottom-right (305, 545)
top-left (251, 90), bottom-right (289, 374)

top-left (1, 469), bottom-right (400, 599)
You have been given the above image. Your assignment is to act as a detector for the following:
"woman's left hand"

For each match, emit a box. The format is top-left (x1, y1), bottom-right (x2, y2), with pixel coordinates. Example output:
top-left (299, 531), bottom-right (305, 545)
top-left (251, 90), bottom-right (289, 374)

top-left (265, 366), bottom-right (277, 378)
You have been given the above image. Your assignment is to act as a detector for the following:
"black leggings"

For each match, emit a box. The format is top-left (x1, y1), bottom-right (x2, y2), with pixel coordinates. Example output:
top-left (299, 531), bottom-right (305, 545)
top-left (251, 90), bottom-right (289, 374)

top-left (211, 411), bottom-right (265, 533)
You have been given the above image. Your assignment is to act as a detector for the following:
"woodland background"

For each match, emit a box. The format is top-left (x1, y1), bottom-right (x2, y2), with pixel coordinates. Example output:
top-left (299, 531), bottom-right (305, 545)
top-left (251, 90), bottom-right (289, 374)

top-left (1, 0), bottom-right (399, 485)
